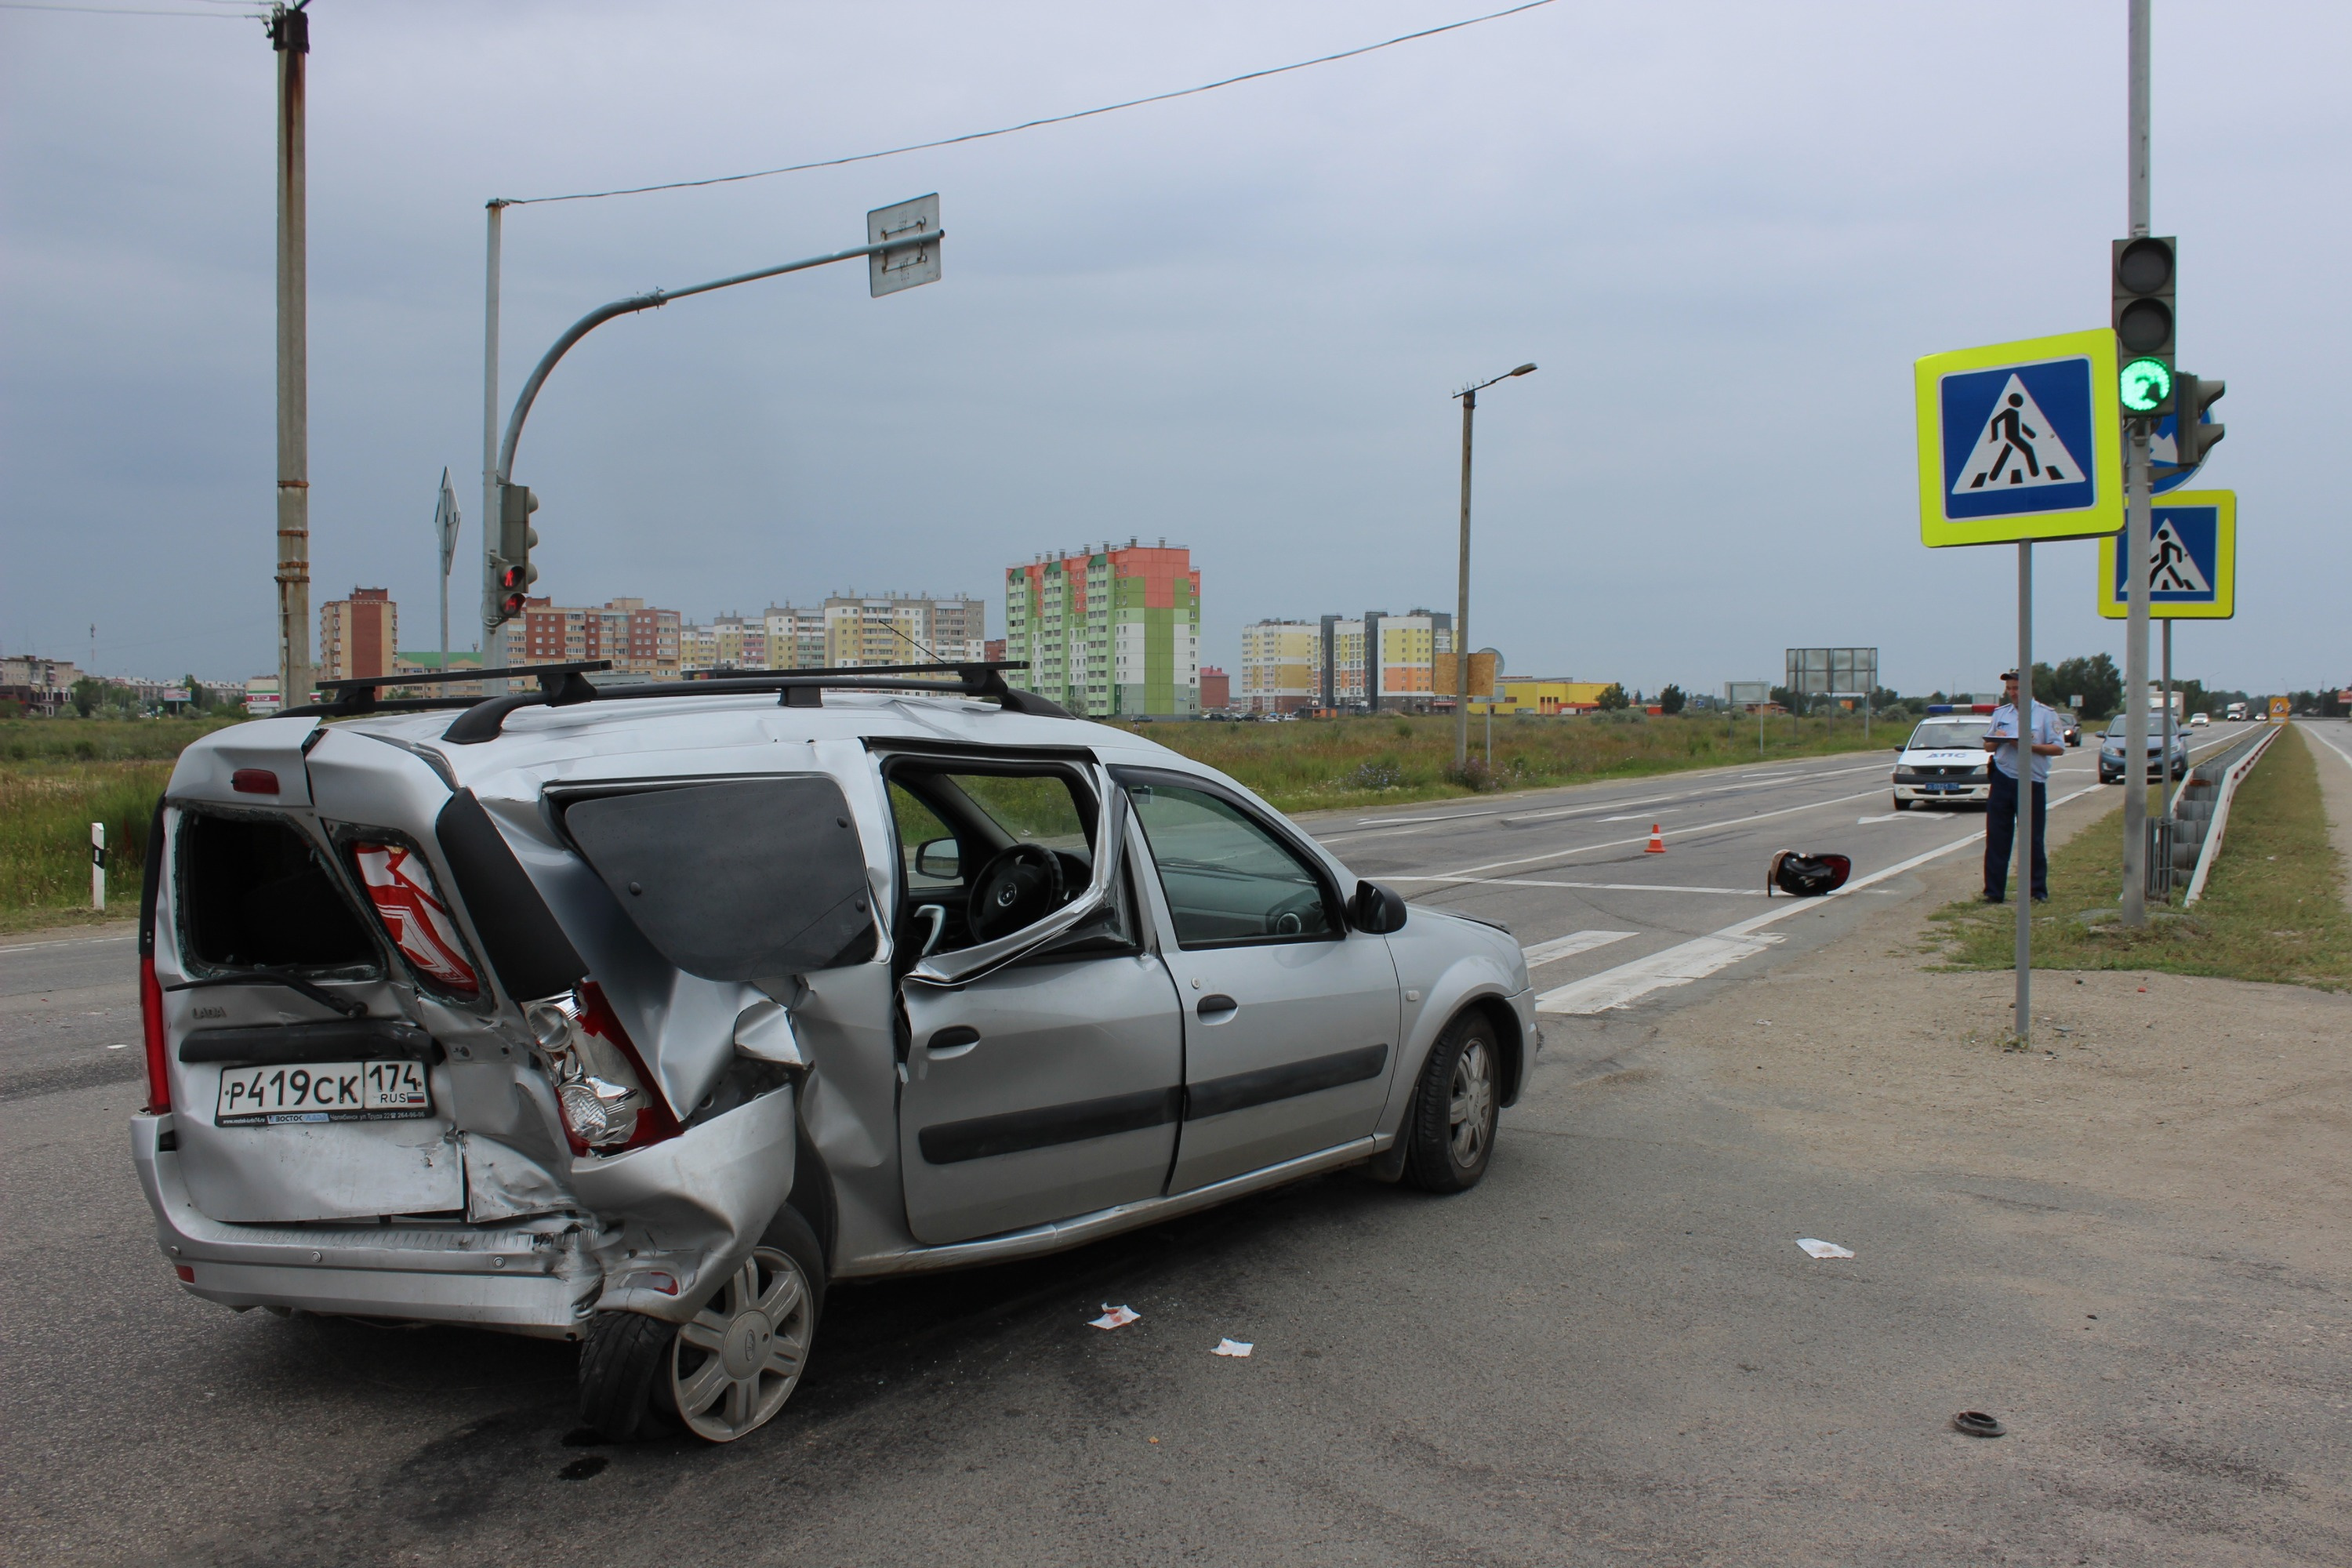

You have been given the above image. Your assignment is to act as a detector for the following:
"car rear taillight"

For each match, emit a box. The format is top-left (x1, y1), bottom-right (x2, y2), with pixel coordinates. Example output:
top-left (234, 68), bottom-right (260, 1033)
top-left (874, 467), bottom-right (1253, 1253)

top-left (524, 982), bottom-right (681, 1155)
top-left (137, 799), bottom-right (169, 1114)
top-left (230, 768), bottom-right (279, 794)
top-left (140, 954), bottom-right (170, 1114)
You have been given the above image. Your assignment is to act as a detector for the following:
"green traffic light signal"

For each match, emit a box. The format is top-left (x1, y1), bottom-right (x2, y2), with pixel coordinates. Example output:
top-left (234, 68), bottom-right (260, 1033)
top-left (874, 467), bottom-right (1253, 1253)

top-left (2119, 356), bottom-right (2172, 415)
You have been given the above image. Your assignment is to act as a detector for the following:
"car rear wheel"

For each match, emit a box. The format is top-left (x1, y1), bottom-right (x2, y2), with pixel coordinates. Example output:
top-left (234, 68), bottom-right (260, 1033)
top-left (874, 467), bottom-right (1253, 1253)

top-left (577, 1204), bottom-right (825, 1444)
top-left (1403, 1011), bottom-right (1500, 1195)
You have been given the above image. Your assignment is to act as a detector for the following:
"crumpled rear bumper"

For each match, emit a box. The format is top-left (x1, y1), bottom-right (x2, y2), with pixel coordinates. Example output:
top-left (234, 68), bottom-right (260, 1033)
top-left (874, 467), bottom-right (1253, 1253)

top-left (132, 1113), bottom-right (604, 1338)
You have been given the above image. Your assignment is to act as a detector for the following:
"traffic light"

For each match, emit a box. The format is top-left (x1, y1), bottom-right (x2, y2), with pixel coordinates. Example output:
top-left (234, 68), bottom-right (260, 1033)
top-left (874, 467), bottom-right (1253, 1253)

top-left (485, 482), bottom-right (539, 629)
top-left (2112, 235), bottom-right (2176, 416)
top-left (2172, 373), bottom-right (2226, 467)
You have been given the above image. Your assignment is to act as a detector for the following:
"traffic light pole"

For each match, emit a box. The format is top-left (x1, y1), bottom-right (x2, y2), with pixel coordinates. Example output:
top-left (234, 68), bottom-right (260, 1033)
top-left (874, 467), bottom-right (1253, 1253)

top-left (2119, 0), bottom-right (2152, 927)
top-left (481, 221), bottom-right (945, 643)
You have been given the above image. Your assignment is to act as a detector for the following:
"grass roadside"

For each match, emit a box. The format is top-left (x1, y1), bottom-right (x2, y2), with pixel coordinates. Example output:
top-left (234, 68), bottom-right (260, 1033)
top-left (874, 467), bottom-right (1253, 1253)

top-left (0, 720), bottom-right (241, 935)
top-left (1105, 710), bottom-right (1894, 814)
top-left (1926, 725), bottom-right (2352, 989)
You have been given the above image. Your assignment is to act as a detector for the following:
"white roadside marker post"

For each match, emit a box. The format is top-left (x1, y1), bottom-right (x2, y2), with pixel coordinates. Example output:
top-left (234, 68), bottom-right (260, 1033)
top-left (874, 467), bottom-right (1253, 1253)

top-left (91, 822), bottom-right (106, 912)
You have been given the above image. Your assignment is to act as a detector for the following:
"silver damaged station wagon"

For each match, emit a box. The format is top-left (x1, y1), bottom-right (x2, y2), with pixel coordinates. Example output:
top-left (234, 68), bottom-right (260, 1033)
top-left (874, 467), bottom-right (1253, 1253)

top-left (130, 662), bottom-right (1536, 1443)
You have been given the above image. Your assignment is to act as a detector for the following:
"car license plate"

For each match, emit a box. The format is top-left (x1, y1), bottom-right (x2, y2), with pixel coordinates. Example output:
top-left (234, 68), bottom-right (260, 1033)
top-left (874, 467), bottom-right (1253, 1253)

top-left (1925, 784), bottom-right (1961, 793)
top-left (214, 1059), bottom-right (432, 1126)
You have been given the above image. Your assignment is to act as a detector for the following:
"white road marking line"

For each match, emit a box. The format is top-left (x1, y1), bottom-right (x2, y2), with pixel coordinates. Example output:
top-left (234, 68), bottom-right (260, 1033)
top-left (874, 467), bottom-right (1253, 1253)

top-left (2305, 724), bottom-right (2352, 771)
top-left (1596, 811), bottom-right (1675, 822)
top-left (1439, 787), bottom-right (1890, 881)
top-left (1320, 757), bottom-right (1909, 841)
top-left (1397, 875), bottom-right (1765, 896)
top-left (1534, 782), bottom-right (2103, 1016)
top-left (0, 933), bottom-right (136, 955)
top-left (1856, 811), bottom-right (1963, 823)
top-left (1519, 930), bottom-right (1640, 967)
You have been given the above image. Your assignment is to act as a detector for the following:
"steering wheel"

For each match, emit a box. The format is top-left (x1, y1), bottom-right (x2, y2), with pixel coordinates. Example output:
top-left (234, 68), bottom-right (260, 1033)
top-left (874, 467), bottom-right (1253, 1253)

top-left (967, 844), bottom-right (1067, 943)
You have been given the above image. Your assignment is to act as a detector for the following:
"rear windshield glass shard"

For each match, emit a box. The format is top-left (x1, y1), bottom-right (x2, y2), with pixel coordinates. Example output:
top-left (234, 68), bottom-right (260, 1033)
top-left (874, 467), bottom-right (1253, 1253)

top-left (563, 777), bottom-right (877, 981)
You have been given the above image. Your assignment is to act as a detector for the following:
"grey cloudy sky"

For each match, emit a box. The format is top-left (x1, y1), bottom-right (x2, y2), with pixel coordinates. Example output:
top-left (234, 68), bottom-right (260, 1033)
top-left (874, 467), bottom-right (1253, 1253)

top-left (2, 0), bottom-right (2343, 696)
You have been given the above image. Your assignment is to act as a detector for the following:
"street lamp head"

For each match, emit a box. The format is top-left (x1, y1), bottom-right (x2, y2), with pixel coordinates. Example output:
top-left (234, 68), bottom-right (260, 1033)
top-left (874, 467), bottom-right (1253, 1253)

top-left (1510, 363), bottom-right (1537, 377)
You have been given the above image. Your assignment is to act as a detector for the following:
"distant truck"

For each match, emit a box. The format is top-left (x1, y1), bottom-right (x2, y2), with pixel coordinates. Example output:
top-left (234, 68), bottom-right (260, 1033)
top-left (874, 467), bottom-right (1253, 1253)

top-left (2225, 701), bottom-right (2248, 722)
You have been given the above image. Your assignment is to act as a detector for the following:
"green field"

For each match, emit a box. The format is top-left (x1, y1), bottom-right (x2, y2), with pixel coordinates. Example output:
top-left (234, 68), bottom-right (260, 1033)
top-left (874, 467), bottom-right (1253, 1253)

top-left (1105, 710), bottom-right (1896, 814)
top-left (1928, 725), bottom-right (2351, 991)
top-left (0, 719), bottom-right (240, 934)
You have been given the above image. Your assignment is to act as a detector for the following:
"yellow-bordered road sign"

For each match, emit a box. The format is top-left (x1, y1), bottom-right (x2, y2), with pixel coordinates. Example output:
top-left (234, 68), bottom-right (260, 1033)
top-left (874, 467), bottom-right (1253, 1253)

top-left (1915, 328), bottom-right (2122, 546)
top-left (2269, 696), bottom-right (2290, 720)
top-left (2096, 488), bottom-right (2234, 619)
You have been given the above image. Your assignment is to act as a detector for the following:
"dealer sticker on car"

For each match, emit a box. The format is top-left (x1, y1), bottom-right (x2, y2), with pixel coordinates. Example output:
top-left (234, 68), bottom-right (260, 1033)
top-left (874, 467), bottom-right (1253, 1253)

top-left (215, 1060), bottom-right (432, 1126)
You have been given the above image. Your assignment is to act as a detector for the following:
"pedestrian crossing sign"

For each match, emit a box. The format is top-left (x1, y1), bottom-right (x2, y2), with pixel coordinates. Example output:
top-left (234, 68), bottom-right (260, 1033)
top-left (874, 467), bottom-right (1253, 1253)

top-left (2096, 489), bottom-right (2235, 619)
top-left (1915, 329), bottom-right (2123, 546)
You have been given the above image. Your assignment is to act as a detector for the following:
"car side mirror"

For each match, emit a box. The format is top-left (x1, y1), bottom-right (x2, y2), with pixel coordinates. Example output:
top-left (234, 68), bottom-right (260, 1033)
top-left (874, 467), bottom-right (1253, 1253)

top-left (914, 837), bottom-right (960, 879)
top-left (1351, 880), bottom-right (1408, 935)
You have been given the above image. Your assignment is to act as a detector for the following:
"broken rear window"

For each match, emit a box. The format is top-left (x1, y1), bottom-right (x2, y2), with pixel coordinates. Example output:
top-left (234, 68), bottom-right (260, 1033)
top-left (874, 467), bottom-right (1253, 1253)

top-left (177, 811), bottom-right (379, 974)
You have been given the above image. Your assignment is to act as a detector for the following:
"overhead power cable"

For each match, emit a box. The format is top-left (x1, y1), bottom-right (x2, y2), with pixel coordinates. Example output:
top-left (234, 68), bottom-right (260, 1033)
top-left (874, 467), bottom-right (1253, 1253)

top-left (0, 2), bottom-right (261, 15)
top-left (501, 0), bottom-right (1559, 206)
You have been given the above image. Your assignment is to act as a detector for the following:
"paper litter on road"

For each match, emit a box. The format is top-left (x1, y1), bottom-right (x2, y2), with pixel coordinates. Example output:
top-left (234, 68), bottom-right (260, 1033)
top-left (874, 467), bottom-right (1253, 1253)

top-left (1796, 1238), bottom-right (1856, 1260)
top-left (1088, 1305), bottom-right (1140, 1330)
top-left (1211, 1338), bottom-right (1254, 1357)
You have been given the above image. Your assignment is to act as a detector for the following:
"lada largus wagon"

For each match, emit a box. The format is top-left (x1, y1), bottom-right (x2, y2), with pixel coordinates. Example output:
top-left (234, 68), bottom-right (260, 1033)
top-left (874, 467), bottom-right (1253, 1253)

top-left (130, 662), bottom-right (1536, 1444)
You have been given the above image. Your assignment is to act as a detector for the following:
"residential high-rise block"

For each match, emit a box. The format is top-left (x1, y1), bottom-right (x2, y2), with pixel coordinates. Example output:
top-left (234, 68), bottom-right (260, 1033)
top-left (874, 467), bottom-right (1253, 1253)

top-left (1005, 542), bottom-right (1199, 718)
top-left (319, 587), bottom-right (397, 683)
top-left (1239, 620), bottom-right (1320, 713)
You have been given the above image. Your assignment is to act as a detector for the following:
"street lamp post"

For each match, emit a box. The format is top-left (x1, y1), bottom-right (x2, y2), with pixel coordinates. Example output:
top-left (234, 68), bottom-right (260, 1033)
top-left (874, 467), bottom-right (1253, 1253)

top-left (1453, 362), bottom-right (1537, 770)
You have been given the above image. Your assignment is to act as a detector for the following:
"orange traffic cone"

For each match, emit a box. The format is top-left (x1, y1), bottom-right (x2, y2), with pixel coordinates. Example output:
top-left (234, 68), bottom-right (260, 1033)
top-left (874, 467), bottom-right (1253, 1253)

top-left (1645, 823), bottom-right (1665, 854)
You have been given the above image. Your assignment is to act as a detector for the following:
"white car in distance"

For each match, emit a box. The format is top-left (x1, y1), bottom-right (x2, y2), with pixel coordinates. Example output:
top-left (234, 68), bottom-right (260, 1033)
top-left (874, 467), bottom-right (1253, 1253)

top-left (1889, 715), bottom-right (1993, 810)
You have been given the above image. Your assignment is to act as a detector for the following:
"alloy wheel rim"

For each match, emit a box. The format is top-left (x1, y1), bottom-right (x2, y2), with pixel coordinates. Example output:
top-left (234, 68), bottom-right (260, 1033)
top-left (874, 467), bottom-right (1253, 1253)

top-left (1448, 1040), bottom-right (1494, 1168)
top-left (670, 1245), bottom-right (811, 1443)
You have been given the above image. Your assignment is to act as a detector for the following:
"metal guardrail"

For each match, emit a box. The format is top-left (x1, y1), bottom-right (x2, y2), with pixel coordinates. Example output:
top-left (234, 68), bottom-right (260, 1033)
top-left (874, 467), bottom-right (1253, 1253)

top-left (2144, 725), bottom-right (2273, 904)
top-left (2180, 724), bottom-right (2285, 906)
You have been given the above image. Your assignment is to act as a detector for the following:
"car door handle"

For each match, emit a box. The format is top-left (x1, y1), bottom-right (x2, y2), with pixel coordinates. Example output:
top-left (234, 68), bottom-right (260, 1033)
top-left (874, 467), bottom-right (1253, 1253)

top-left (1196, 994), bottom-right (1238, 1022)
top-left (927, 1025), bottom-right (981, 1060)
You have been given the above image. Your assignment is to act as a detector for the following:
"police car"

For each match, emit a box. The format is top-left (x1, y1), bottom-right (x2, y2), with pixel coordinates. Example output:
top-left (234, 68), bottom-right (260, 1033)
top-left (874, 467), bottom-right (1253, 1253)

top-left (1889, 713), bottom-right (1993, 810)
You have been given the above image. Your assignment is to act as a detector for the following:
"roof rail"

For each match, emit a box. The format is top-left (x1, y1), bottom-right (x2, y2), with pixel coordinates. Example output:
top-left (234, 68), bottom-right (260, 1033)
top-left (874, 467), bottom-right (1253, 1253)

top-left (281, 661), bottom-right (612, 721)
top-left (438, 661), bottom-right (1065, 746)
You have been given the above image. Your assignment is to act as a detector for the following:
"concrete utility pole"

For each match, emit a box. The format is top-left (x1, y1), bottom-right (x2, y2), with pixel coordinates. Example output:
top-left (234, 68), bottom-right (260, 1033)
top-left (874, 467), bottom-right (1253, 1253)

top-left (2120, 0), bottom-right (2152, 925)
top-left (1450, 362), bottom-right (1536, 769)
top-left (271, 4), bottom-right (312, 710)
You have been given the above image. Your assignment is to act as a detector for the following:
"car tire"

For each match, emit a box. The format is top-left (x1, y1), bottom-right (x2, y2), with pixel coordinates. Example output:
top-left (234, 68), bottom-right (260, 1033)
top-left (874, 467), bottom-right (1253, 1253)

top-left (578, 1204), bottom-right (826, 1445)
top-left (1891, 796), bottom-right (1911, 811)
top-left (1402, 1011), bottom-right (1501, 1195)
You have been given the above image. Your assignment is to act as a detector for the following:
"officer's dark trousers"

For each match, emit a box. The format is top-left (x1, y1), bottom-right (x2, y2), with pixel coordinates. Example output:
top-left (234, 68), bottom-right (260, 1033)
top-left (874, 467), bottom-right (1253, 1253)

top-left (1984, 768), bottom-right (2047, 902)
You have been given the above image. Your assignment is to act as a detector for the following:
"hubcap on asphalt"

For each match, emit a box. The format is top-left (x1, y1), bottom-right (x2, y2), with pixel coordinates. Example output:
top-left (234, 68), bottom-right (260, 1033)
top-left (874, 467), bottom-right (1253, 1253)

top-left (670, 1245), bottom-right (811, 1443)
top-left (1449, 1040), bottom-right (1494, 1168)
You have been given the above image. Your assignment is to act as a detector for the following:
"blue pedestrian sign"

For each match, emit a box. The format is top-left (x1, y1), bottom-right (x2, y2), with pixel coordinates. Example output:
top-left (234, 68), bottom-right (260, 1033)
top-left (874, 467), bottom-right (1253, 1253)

top-left (2096, 489), bottom-right (2236, 619)
top-left (1914, 329), bottom-right (2122, 546)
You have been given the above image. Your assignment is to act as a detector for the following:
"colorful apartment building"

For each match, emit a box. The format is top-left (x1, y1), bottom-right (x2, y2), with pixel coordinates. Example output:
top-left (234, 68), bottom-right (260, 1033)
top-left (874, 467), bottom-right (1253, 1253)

top-left (1005, 542), bottom-right (1200, 718)
top-left (819, 593), bottom-right (985, 668)
top-left (1316, 609), bottom-right (1453, 713)
top-left (1239, 620), bottom-right (1321, 713)
top-left (501, 597), bottom-right (684, 677)
top-left (319, 587), bottom-right (397, 683)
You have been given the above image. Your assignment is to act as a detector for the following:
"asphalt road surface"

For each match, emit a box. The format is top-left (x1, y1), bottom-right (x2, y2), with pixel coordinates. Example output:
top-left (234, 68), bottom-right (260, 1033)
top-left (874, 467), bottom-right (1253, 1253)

top-left (0, 725), bottom-right (2273, 1566)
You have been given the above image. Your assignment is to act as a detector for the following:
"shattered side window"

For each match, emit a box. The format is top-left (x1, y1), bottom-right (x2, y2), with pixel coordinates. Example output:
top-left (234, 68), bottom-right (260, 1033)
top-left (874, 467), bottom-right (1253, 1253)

top-left (347, 838), bottom-right (482, 998)
top-left (178, 811), bottom-right (379, 975)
